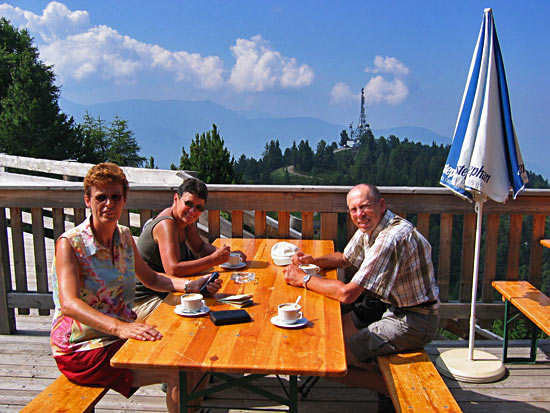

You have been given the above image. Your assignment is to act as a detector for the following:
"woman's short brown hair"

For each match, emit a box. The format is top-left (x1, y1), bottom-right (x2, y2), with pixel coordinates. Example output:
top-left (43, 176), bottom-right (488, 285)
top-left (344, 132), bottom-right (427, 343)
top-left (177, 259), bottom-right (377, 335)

top-left (84, 163), bottom-right (129, 197)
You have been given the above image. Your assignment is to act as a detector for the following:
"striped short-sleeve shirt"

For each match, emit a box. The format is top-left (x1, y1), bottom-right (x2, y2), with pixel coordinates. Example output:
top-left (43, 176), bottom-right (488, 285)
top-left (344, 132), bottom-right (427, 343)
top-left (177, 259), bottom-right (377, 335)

top-left (344, 209), bottom-right (439, 308)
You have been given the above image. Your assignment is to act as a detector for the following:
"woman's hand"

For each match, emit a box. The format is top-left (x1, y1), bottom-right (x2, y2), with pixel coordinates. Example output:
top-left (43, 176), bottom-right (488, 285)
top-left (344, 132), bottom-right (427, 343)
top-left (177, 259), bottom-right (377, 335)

top-left (211, 245), bottom-right (231, 265)
top-left (189, 274), bottom-right (223, 295)
top-left (115, 321), bottom-right (163, 341)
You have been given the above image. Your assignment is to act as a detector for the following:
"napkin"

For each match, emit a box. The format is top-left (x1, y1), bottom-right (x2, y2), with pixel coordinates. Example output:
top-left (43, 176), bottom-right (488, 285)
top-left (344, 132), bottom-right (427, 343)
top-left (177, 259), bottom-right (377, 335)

top-left (218, 294), bottom-right (254, 308)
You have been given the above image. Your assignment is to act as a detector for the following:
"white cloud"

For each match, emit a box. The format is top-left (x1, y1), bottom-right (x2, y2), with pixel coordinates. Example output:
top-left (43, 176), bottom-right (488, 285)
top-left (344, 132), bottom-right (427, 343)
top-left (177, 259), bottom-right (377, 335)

top-left (1, 2), bottom-right (225, 89)
top-left (330, 82), bottom-right (357, 104)
top-left (365, 55), bottom-right (410, 76)
top-left (0, 2), bottom-right (90, 43)
top-left (364, 75), bottom-right (409, 105)
top-left (1, 3), bottom-right (314, 95)
top-left (330, 56), bottom-right (410, 106)
top-left (228, 34), bottom-right (314, 92)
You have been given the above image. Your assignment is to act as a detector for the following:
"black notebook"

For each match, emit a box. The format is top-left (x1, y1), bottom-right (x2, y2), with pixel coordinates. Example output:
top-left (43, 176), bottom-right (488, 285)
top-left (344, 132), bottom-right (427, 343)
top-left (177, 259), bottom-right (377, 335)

top-left (209, 309), bottom-right (251, 326)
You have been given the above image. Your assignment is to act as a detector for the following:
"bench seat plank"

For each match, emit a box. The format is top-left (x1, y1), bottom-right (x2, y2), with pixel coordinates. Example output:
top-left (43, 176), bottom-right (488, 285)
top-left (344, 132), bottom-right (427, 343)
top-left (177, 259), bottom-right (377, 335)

top-left (377, 350), bottom-right (462, 413)
top-left (21, 374), bottom-right (108, 413)
top-left (492, 281), bottom-right (550, 336)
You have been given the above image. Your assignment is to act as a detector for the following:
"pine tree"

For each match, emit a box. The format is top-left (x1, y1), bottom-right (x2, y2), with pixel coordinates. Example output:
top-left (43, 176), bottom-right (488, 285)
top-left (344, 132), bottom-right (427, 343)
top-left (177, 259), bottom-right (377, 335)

top-left (0, 18), bottom-right (81, 160)
top-left (107, 116), bottom-right (146, 167)
top-left (178, 124), bottom-right (239, 184)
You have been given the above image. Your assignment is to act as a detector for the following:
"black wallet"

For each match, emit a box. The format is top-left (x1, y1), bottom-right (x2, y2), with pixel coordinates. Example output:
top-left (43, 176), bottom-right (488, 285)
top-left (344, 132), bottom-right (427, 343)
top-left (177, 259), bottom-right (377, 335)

top-left (209, 309), bottom-right (251, 326)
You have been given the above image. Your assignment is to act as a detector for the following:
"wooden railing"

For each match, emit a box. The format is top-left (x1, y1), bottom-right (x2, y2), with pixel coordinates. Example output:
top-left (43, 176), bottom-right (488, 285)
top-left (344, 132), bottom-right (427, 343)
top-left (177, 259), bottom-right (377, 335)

top-left (1, 155), bottom-right (550, 335)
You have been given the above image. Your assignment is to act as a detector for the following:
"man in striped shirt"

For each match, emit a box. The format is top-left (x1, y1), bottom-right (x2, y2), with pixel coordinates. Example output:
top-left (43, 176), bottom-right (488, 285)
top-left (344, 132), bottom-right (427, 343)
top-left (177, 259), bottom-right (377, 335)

top-left (284, 183), bottom-right (439, 410)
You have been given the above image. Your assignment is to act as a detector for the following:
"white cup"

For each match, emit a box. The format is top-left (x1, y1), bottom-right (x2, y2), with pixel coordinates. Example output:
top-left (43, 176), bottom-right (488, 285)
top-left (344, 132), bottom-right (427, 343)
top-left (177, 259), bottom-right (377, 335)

top-left (180, 293), bottom-right (204, 312)
top-left (299, 264), bottom-right (320, 275)
top-left (227, 252), bottom-right (243, 266)
top-left (278, 303), bottom-right (303, 324)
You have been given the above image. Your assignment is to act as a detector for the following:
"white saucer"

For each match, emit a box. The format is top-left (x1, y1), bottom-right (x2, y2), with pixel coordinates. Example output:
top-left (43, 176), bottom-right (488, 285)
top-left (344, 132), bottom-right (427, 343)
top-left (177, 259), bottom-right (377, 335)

top-left (174, 304), bottom-right (210, 317)
top-left (220, 262), bottom-right (246, 269)
top-left (270, 316), bottom-right (308, 329)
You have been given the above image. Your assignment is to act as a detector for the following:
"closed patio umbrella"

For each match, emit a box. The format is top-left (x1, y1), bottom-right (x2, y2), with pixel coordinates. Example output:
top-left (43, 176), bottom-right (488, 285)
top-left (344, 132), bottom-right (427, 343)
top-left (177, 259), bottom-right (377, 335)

top-left (437, 8), bottom-right (528, 383)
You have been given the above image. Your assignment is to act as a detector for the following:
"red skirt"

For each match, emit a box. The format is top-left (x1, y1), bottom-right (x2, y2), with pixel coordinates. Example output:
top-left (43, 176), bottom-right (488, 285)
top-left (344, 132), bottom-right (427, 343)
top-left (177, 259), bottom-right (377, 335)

top-left (54, 340), bottom-right (137, 397)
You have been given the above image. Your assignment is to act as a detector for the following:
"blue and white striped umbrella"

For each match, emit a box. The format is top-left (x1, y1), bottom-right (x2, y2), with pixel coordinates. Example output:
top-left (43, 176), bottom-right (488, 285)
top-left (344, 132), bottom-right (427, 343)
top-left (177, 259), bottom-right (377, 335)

top-left (436, 9), bottom-right (528, 379)
top-left (440, 8), bottom-right (528, 203)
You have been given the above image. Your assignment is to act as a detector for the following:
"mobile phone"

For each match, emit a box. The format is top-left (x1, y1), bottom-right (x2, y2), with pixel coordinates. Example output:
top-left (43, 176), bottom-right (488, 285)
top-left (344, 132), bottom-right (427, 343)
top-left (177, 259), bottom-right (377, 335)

top-left (200, 272), bottom-right (220, 296)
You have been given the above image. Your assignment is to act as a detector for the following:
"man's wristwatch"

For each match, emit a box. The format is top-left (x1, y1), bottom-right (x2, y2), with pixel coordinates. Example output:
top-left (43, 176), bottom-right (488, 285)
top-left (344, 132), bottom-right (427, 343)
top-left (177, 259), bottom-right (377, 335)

top-left (303, 274), bottom-right (313, 289)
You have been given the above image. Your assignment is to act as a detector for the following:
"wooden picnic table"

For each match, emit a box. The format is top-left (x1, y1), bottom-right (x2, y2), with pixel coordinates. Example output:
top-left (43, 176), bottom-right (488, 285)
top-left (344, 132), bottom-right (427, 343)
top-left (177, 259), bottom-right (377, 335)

top-left (110, 238), bottom-right (347, 412)
top-left (492, 280), bottom-right (550, 363)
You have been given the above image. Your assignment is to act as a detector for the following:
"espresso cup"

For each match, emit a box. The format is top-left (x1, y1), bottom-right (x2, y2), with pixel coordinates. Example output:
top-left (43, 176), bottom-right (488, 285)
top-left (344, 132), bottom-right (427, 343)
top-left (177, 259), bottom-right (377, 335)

top-left (278, 303), bottom-right (303, 324)
top-left (299, 264), bottom-right (320, 275)
top-left (227, 252), bottom-right (243, 266)
top-left (180, 293), bottom-right (204, 312)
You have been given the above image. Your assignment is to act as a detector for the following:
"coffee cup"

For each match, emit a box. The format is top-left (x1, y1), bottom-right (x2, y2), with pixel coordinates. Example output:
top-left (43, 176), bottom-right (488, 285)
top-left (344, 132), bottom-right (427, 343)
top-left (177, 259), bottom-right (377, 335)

top-left (299, 264), bottom-right (320, 275)
top-left (278, 303), bottom-right (303, 324)
top-left (227, 252), bottom-right (243, 267)
top-left (180, 293), bottom-right (204, 312)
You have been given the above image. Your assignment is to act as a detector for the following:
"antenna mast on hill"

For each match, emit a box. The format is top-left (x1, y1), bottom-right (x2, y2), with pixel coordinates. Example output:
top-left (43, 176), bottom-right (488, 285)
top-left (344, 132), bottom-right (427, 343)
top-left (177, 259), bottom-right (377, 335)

top-left (340, 88), bottom-right (372, 148)
top-left (355, 88), bottom-right (370, 138)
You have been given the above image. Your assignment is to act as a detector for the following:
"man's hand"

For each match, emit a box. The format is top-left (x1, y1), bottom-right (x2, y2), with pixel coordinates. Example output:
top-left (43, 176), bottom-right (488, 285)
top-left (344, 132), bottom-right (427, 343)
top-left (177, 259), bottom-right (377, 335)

top-left (284, 264), bottom-right (307, 287)
top-left (291, 251), bottom-right (314, 265)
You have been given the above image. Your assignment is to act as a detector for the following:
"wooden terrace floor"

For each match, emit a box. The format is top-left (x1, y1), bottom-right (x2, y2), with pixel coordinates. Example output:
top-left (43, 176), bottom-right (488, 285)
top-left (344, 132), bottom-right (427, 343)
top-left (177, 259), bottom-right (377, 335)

top-left (1, 311), bottom-right (549, 412)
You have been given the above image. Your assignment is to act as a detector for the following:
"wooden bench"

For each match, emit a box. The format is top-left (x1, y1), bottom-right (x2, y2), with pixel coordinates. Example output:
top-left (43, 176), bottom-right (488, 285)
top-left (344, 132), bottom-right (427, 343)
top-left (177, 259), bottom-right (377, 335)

top-left (492, 280), bottom-right (550, 363)
top-left (20, 374), bottom-right (108, 413)
top-left (377, 350), bottom-right (462, 412)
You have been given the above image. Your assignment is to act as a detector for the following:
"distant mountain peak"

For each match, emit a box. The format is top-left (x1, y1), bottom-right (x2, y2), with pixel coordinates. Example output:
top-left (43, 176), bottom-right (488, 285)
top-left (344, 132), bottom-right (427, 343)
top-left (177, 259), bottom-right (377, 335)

top-left (59, 98), bottom-right (450, 168)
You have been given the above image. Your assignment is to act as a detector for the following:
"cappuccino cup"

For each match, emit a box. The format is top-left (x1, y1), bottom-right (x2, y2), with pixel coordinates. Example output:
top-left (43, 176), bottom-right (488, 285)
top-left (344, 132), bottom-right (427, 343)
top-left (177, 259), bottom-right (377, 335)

top-left (227, 252), bottom-right (243, 267)
top-left (180, 293), bottom-right (204, 312)
top-left (299, 264), bottom-right (320, 275)
top-left (278, 303), bottom-right (302, 324)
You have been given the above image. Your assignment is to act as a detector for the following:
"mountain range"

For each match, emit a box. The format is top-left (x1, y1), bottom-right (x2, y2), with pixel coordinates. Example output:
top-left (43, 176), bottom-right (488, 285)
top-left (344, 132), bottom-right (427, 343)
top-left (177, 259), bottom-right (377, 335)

top-left (59, 98), bottom-right (450, 169)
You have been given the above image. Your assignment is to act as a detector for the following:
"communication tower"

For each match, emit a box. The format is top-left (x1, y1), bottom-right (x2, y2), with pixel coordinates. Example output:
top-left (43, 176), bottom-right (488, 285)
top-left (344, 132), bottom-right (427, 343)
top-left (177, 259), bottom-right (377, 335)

top-left (344, 88), bottom-right (371, 147)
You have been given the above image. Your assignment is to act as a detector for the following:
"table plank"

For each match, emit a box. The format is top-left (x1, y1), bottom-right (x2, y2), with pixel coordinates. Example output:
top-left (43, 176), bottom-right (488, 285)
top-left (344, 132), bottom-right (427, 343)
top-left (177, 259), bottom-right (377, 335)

top-left (492, 281), bottom-right (550, 336)
top-left (111, 238), bottom-right (347, 378)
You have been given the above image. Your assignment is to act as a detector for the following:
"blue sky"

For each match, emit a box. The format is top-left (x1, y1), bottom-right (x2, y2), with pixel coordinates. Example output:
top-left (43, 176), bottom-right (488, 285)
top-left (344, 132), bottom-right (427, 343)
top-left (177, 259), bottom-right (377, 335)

top-left (1, 1), bottom-right (549, 176)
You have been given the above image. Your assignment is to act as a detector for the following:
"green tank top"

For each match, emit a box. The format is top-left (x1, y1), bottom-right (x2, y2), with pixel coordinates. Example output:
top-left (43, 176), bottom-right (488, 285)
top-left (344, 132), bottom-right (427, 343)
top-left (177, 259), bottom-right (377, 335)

top-left (135, 215), bottom-right (194, 301)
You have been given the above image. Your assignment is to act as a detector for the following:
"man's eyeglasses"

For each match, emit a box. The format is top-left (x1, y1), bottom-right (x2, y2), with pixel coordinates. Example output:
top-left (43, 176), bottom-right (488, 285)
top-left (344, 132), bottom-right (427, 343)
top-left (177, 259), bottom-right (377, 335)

top-left (93, 194), bottom-right (124, 203)
top-left (184, 200), bottom-right (205, 212)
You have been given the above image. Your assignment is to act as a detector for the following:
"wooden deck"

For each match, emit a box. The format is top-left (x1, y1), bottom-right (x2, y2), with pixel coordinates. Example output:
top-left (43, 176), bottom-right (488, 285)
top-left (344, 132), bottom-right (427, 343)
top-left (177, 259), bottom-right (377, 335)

top-left (1, 311), bottom-right (549, 412)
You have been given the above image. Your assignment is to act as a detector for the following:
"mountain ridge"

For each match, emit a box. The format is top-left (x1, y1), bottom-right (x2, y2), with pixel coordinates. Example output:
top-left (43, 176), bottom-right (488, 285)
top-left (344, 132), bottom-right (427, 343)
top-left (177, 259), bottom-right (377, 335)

top-left (59, 98), bottom-right (450, 169)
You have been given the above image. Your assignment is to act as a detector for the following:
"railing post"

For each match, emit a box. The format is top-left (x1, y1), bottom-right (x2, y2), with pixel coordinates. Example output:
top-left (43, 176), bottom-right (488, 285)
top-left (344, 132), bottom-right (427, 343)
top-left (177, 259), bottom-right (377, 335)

top-left (0, 208), bottom-right (15, 333)
top-left (31, 208), bottom-right (50, 316)
top-left (528, 215), bottom-right (546, 289)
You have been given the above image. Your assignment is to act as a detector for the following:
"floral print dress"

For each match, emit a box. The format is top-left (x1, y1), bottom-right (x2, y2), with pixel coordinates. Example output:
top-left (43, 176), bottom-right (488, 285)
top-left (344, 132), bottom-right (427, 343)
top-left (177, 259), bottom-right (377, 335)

top-left (50, 217), bottom-right (137, 356)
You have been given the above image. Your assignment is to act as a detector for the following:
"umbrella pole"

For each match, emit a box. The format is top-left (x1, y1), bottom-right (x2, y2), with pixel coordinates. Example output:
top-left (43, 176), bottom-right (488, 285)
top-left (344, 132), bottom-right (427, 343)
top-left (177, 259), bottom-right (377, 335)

top-left (435, 199), bottom-right (505, 383)
top-left (468, 200), bottom-right (484, 360)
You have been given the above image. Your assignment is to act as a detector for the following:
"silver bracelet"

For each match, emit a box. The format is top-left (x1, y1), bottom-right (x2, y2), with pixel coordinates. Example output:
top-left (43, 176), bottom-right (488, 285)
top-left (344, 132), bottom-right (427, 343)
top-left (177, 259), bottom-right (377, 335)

top-left (184, 280), bottom-right (191, 294)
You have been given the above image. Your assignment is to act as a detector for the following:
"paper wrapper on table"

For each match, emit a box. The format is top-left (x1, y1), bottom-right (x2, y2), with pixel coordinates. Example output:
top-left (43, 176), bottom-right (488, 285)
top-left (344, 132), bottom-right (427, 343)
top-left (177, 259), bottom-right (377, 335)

top-left (271, 241), bottom-right (298, 266)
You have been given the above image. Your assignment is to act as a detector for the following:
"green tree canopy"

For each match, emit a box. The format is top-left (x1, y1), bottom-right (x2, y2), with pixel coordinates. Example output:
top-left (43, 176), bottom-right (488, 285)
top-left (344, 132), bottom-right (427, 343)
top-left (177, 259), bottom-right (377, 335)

top-left (0, 18), bottom-right (82, 160)
top-left (79, 112), bottom-right (146, 167)
top-left (177, 124), bottom-right (239, 184)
